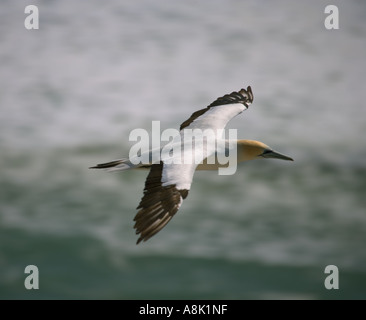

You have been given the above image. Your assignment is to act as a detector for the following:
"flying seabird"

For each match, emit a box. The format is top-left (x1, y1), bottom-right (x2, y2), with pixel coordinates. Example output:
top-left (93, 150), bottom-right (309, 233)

top-left (90, 86), bottom-right (293, 244)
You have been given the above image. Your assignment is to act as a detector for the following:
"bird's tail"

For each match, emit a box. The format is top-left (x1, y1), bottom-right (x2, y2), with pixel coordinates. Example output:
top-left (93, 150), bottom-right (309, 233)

top-left (89, 158), bottom-right (137, 172)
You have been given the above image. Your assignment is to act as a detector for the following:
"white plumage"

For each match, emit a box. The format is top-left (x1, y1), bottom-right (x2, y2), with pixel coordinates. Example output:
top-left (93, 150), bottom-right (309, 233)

top-left (90, 86), bottom-right (293, 244)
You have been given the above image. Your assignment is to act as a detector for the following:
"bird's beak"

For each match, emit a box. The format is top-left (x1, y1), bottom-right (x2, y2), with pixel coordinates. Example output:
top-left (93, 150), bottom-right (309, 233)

top-left (261, 149), bottom-right (294, 161)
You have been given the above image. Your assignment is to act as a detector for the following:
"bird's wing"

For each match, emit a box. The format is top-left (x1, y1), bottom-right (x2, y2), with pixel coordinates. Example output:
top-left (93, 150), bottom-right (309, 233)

top-left (180, 86), bottom-right (253, 131)
top-left (134, 86), bottom-right (254, 244)
top-left (134, 162), bottom-right (193, 244)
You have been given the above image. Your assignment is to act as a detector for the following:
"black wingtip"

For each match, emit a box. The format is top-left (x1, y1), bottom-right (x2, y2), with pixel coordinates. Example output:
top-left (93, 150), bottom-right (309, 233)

top-left (238, 86), bottom-right (254, 104)
top-left (88, 159), bottom-right (124, 169)
top-left (89, 165), bottom-right (105, 169)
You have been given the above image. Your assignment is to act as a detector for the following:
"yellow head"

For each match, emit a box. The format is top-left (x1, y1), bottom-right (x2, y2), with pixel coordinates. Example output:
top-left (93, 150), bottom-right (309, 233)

top-left (238, 140), bottom-right (294, 162)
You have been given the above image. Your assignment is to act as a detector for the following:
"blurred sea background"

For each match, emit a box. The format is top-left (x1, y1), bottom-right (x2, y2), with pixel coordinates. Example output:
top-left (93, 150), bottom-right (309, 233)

top-left (1, 0), bottom-right (366, 299)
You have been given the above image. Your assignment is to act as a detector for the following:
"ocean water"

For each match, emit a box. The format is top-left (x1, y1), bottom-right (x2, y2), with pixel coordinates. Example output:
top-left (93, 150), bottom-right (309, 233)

top-left (1, 0), bottom-right (366, 299)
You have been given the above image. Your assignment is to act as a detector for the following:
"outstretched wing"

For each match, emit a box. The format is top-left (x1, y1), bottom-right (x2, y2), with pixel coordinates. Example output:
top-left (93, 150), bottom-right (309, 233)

top-left (134, 162), bottom-right (193, 244)
top-left (180, 86), bottom-right (253, 130)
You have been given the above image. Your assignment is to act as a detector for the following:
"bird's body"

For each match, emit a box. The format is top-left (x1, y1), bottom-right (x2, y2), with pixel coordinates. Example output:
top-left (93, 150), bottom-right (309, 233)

top-left (90, 86), bottom-right (293, 244)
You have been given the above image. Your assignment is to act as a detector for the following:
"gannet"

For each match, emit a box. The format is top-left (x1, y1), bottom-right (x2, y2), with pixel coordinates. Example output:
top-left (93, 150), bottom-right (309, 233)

top-left (90, 86), bottom-right (293, 244)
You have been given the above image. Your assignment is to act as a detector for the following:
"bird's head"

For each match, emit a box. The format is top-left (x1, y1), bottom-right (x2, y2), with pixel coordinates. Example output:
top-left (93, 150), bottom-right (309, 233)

top-left (238, 140), bottom-right (294, 162)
